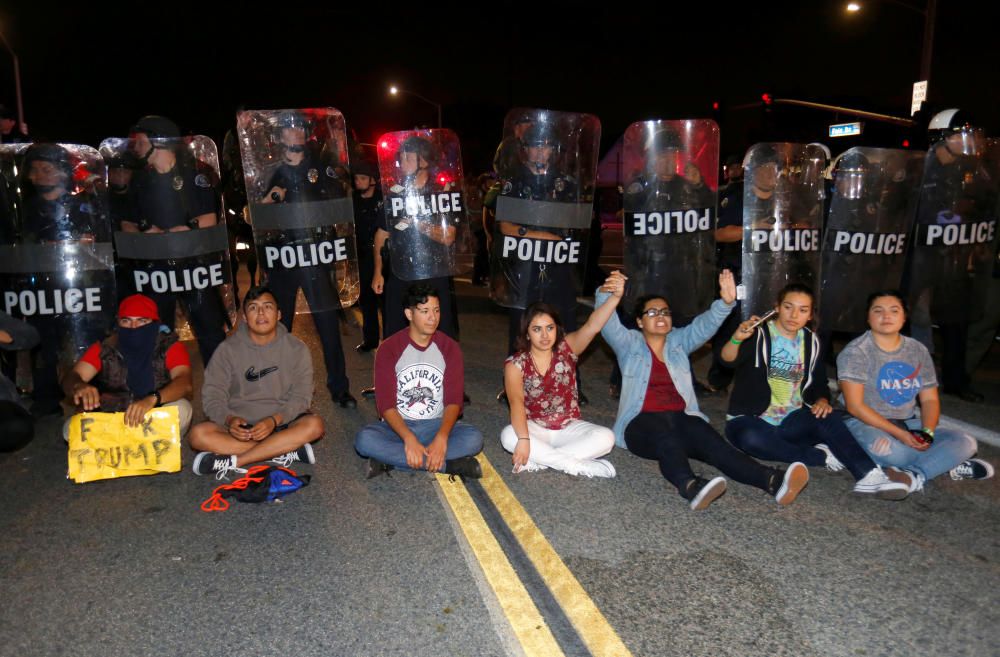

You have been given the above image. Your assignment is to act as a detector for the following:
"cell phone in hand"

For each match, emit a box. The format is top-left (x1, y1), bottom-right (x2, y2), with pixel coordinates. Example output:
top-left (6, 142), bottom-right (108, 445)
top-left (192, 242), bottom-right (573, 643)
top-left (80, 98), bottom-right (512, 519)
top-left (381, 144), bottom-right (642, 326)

top-left (747, 308), bottom-right (777, 330)
top-left (240, 423), bottom-right (254, 429)
top-left (910, 429), bottom-right (934, 446)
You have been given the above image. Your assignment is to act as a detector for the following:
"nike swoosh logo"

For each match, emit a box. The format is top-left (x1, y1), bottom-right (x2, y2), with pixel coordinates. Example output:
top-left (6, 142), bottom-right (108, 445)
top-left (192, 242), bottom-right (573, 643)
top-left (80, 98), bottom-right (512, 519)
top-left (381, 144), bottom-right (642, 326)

top-left (245, 366), bottom-right (278, 382)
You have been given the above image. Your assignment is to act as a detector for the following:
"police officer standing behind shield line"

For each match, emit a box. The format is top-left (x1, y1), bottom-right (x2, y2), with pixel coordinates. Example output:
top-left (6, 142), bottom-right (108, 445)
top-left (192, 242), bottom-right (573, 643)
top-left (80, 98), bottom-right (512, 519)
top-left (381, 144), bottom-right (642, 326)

top-left (353, 159), bottom-right (383, 352)
top-left (221, 108), bottom-right (257, 301)
top-left (258, 111), bottom-right (356, 409)
top-left (372, 136), bottom-right (460, 342)
top-left (705, 154), bottom-right (745, 392)
top-left (121, 115), bottom-right (227, 366)
top-left (495, 122), bottom-right (587, 406)
top-left (19, 144), bottom-right (107, 417)
top-left (907, 110), bottom-right (990, 403)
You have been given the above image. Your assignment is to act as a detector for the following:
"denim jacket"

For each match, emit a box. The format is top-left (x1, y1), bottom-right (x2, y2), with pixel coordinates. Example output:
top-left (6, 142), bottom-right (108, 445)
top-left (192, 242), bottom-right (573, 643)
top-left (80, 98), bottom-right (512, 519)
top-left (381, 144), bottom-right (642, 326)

top-left (596, 290), bottom-right (735, 447)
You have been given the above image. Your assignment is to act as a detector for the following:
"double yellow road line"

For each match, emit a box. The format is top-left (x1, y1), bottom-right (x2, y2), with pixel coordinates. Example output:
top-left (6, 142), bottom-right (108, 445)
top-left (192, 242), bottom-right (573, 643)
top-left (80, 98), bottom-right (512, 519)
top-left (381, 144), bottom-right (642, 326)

top-left (436, 454), bottom-right (633, 657)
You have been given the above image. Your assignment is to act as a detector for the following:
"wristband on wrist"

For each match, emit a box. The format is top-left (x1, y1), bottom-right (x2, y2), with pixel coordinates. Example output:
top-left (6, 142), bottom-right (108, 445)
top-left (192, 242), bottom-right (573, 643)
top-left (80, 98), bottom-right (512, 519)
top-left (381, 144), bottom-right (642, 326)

top-left (922, 427), bottom-right (935, 437)
top-left (517, 436), bottom-right (529, 441)
top-left (152, 390), bottom-right (162, 407)
top-left (271, 415), bottom-right (279, 429)
top-left (729, 337), bottom-right (743, 345)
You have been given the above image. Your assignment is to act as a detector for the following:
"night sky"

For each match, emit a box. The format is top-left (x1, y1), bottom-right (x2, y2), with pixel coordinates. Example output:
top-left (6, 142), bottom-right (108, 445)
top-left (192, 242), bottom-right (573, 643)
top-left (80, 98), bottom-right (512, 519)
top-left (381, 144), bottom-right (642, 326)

top-left (0, 1), bottom-right (996, 173)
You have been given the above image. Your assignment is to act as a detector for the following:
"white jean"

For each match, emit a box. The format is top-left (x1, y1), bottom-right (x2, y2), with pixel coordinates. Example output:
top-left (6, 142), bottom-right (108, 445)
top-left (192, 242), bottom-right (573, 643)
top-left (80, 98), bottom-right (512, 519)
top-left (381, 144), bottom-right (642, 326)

top-left (500, 419), bottom-right (615, 475)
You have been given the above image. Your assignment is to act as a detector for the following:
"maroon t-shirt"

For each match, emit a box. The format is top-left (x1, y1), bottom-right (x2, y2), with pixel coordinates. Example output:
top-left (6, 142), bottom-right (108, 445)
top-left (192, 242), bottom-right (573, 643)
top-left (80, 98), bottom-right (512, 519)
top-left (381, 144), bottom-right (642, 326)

top-left (641, 345), bottom-right (685, 413)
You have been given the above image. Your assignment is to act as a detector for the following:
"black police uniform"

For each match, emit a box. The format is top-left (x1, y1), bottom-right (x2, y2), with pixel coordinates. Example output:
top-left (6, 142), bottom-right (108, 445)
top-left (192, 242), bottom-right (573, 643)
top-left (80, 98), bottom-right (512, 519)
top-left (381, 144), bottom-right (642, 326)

top-left (222, 128), bottom-right (256, 299)
top-left (261, 150), bottom-right (353, 399)
top-left (353, 186), bottom-right (384, 347)
top-left (501, 164), bottom-right (580, 353)
top-left (128, 158), bottom-right (227, 364)
top-left (379, 177), bottom-right (460, 341)
top-left (20, 191), bottom-right (113, 410)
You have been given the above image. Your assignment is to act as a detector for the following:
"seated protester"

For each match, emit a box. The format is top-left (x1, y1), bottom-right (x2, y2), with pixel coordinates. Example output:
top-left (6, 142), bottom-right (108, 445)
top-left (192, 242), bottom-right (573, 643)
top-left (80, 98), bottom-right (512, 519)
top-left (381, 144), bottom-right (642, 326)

top-left (189, 286), bottom-right (324, 479)
top-left (355, 283), bottom-right (483, 479)
top-left (61, 294), bottom-right (193, 441)
top-left (837, 290), bottom-right (992, 492)
top-left (721, 284), bottom-right (910, 500)
top-left (0, 312), bottom-right (40, 451)
top-left (597, 269), bottom-right (809, 510)
top-left (502, 275), bottom-right (622, 477)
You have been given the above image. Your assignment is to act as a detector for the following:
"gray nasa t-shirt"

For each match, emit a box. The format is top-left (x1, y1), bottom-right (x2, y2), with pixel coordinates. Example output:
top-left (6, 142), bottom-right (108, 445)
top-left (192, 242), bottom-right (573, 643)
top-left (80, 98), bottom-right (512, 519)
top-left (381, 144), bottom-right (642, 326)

top-left (836, 331), bottom-right (937, 420)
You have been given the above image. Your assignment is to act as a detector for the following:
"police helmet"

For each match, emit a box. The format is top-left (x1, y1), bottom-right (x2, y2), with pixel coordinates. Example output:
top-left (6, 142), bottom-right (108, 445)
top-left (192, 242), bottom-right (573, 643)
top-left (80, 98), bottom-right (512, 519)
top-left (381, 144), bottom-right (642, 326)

top-left (275, 111), bottom-right (310, 131)
top-left (352, 158), bottom-right (379, 179)
top-left (23, 143), bottom-right (74, 181)
top-left (131, 115), bottom-right (181, 140)
top-left (647, 129), bottom-right (682, 154)
top-left (521, 123), bottom-right (561, 149)
top-left (398, 136), bottom-right (437, 165)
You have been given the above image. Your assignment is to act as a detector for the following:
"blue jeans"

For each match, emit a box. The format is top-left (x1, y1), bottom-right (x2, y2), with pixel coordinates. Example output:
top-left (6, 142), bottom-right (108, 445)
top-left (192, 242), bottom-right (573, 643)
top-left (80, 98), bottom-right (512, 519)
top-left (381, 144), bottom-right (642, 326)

top-left (354, 417), bottom-right (483, 471)
top-left (843, 416), bottom-right (977, 481)
top-left (726, 408), bottom-right (877, 480)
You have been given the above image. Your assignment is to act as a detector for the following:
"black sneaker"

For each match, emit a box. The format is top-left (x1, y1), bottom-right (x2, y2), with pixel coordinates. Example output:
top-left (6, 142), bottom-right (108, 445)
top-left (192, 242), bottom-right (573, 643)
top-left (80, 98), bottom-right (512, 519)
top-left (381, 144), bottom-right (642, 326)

top-left (496, 390), bottom-right (508, 407)
top-left (686, 476), bottom-right (727, 510)
top-left (444, 456), bottom-right (482, 480)
top-left (271, 443), bottom-right (316, 468)
top-left (578, 391), bottom-right (589, 406)
top-left (360, 386), bottom-right (376, 399)
top-left (355, 342), bottom-right (377, 353)
top-left (192, 452), bottom-right (247, 480)
top-left (950, 458), bottom-right (994, 480)
top-left (366, 457), bottom-right (394, 479)
top-left (335, 391), bottom-right (358, 409)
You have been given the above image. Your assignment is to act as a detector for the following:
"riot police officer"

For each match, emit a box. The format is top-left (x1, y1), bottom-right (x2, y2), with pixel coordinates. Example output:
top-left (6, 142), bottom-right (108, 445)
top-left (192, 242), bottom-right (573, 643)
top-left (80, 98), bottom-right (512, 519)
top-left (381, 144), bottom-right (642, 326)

top-left (123, 115), bottom-right (227, 366)
top-left (353, 158), bottom-right (383, 351)
top-left (259, 111), bottom-right (356, 408)
top-left (494, 121), bottom-right (587, 405)
top-left (373, 135), bottom-right (460, 341)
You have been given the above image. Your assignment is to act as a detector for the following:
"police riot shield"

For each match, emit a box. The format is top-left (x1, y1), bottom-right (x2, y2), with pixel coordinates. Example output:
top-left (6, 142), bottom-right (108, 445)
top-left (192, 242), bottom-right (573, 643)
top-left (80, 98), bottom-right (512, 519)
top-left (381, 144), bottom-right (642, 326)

top-left (819, 148), bottom-right (924, 333)
top-left (906, 127), bottom-right (1000, 324)
top-left (622, 120), bottom-right (719, 320)
top-left (103, 135), bottom-right (237, 342)
top-left (739, 143), bottom-right (826, 319)
top-left (490, 108), bottom-right (600, 309)
top-left (238, 108), bottom-right (359, 312)
top-left (376, 129), bottom-right (465, 281)
top-left (0, 143), bottom-right (117, 368)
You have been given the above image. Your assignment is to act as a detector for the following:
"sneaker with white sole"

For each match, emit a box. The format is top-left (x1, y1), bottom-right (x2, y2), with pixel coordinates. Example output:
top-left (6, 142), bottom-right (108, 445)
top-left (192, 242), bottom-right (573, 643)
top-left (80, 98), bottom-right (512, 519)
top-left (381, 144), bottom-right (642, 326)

top-left (574, 458), bottom-right (616, 479)
top-left (887, 467), bottom-right (925, 493)
top-left (688, 476), bottom-right (727, 511)
top-left (854, 468), bottom-right (909, 500)
top-left (949, 458), bottom-right (994, 481)
top-left (774, 462), bottom-right (809, 506)
top-left (271, 443), bottom-right (316, 468)
top-left (814, 443), bottom-right (845, 472)
top-left (192, 452), bottom-right (247, 480)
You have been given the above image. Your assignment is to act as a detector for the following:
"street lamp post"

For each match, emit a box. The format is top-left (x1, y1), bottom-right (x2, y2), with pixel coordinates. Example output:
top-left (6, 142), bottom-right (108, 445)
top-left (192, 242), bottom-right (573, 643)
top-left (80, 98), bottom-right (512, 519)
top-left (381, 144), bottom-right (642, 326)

top-left (388, 85), bottom-right (442, 129)
top-left (847, 0), bottom-right (936, 87)
top-left (0, 26), bottom-right (24, 137)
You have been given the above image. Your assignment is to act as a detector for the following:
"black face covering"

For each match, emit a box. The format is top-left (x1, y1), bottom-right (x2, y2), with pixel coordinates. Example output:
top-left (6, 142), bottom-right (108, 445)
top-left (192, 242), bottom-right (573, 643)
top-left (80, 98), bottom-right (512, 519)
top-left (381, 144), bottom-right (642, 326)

top-left (118, 323), bottom-right (160, 398)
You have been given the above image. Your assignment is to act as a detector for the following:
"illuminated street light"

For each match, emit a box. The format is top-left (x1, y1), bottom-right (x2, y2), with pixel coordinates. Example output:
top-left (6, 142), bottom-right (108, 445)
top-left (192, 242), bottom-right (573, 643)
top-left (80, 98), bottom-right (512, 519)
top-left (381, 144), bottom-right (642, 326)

top-left (844, 0), bottom-right (936, 91)
top-left (387, 83), bottom-right (442, 128)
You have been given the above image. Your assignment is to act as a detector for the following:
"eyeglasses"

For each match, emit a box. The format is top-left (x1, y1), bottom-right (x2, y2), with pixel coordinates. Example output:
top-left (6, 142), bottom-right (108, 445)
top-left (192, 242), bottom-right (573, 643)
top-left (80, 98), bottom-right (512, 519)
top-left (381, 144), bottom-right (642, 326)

top-left (643, 308), bottom-right (672, 318)
top-left (283, 144), bottom-right (305, 153)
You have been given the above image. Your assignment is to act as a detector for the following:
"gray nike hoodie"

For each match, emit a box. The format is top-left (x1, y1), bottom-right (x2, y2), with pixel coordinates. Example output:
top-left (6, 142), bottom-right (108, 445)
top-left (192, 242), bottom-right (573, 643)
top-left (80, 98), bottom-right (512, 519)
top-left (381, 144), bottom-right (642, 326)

top-left (201, 322), bottom-right (313, 426)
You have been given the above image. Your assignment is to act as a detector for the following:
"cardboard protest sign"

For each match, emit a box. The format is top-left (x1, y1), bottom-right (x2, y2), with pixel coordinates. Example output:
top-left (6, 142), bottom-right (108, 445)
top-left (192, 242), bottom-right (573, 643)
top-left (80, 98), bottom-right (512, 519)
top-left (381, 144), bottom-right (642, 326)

top-left (67, 407), bottom-right (181, 483)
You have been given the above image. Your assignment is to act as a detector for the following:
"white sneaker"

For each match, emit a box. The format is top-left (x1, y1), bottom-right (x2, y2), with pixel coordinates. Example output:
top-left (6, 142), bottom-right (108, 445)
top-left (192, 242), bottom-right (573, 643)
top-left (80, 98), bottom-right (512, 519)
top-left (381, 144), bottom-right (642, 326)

top-left (854, 468), bottom-right (909, 500)
top-left (513, 461), bottom-right (548, 474)
top-left (775, 462), bottom-right (809, 506)
top-left (888, 467), bottom-right (925, 493)
top-left (193, 453), bottom-right (247, 481)
top-left (575, 458), bottom-right (617, 478)
top-left (815, 443), bottom-right (845, 472)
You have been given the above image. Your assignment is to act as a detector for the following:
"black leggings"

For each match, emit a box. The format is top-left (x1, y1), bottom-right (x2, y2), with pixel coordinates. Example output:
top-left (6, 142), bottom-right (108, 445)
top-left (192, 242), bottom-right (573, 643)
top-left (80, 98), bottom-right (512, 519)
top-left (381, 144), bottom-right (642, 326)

top-left (624, 411), bottom-right (778, 498)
